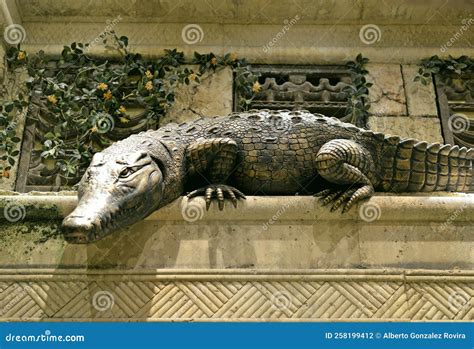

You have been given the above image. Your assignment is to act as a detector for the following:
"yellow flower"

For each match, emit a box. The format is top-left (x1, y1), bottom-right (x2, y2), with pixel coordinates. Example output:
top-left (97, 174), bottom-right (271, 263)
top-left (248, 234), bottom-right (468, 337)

top-left (145, 70), bottom-right (153, 80)
top-left (17, 51), bottom-right (26, 60)
top-left (119, 117), bottom-right (129, 124)
top-left (97, 82), bottom-right (108, 91)
top-left (210, 57), bottom-right (217, 66)
top-left (145, 81), bottom-right (153, 91)
top-left (252, 81), bottom-right (262, 93)
top-left (230, 52), bottom-right (237, 61)
top-left (47, 95), bottom-right (58, 104)
top-left (103, 90), bottom-right (112, 100)
top-left (118, 105), bottom-right (127, 113)
top-left (188, 73), bottom-right (197, 81)
top-left (91, 126), bottom-right (98, 133)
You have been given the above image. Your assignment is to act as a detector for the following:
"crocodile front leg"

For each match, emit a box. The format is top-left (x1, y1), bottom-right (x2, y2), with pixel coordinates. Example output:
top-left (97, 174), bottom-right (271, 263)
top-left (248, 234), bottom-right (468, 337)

top-left (185, 137), bottom-right (246, 210)
top-left (314, 139), bottom-right (377, 212)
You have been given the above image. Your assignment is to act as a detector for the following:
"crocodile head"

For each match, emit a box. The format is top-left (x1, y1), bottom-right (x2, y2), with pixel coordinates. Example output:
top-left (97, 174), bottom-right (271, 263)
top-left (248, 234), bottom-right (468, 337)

top-left (62, 150), bottom-right (165, 243)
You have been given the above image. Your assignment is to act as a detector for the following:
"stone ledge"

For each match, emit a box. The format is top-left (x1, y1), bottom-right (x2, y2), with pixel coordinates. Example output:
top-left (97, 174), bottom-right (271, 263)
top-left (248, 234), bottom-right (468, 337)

top-left (0, 194), bottom-right (472, 270)
top-left (0, 269), bottom-right (471, 321)
top-left (1, 193), bottom-right (473, 222)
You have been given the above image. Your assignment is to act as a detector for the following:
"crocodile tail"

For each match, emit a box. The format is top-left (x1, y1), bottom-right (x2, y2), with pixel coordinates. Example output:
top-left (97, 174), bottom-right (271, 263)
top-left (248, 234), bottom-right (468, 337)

top-left (379, 136), bottom-right (473, 193)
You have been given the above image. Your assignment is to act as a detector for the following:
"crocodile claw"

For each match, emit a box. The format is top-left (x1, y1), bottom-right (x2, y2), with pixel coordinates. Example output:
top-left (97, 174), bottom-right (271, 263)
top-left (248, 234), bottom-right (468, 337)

top-left (314, 185), bottom-right (374, 212)
top-left (187, 184), bottom-right (246, 211)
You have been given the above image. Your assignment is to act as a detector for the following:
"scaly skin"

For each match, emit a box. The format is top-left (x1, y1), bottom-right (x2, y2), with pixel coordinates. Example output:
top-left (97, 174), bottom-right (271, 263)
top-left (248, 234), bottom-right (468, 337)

top-left (62, 110), bottom-right (474, 243)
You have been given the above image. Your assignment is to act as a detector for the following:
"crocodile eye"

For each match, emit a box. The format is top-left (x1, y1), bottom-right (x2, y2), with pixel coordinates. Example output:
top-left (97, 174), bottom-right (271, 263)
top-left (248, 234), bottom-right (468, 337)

top-left (119, 167), bottom-right (135, 178)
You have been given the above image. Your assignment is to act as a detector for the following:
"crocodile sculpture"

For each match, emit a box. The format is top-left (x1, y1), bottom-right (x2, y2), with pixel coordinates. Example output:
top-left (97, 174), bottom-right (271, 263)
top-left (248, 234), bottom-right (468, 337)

top-left (62, 110), bottom-right (473, 243)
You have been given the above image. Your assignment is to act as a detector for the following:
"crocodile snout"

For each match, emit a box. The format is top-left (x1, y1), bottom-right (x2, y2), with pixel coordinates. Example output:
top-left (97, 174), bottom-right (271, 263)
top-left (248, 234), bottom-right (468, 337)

top-left (61, 214), bottom-right (100, 243)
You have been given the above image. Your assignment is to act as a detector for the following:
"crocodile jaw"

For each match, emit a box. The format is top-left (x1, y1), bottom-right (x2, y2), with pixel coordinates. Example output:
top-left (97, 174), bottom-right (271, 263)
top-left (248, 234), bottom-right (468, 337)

top-left (62, 151), bottom-right (164, 243)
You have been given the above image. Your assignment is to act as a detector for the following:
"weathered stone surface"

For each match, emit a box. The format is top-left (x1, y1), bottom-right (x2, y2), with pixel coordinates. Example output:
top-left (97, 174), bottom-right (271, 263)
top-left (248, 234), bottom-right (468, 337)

top-left (402, 64), bottom-right (438, 117)
top-left (0, 194), bottom-right (472, 321)
top-left (15, 0), bottom-right (470, 25)
top-left (0, 194), bottom-right (472, 269)
top-left (367, 63), bottom-right (407, 116)
top-left (1, 0), bottom-right (469, 64)
top-left (160, 66), bottom-right (232, 125)
top-left (368, 115), bottom-right (444, 143)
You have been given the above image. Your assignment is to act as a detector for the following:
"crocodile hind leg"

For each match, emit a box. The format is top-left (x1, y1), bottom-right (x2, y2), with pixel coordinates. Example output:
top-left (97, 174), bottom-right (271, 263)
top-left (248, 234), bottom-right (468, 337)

top-left (185, 137), bottom-right (246, 210)
top-left (315, 139), bottom-right (377, 212)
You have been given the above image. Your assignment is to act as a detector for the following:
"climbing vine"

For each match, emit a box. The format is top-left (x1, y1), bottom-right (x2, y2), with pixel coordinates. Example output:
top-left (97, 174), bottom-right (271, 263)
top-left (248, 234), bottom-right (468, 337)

top-left (414, 55), bottom-right (474, 85)
top-left (345, 54), bottom-right (372, 128)
top-left (0, 34), bottom-right (260, 180)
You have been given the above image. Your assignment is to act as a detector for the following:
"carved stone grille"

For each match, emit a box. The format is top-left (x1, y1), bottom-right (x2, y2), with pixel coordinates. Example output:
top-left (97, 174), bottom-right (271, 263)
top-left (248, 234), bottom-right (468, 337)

top-left (434, 73), bottom-right (474, 148)
top-left (235, 65), bottom-right (354, 122)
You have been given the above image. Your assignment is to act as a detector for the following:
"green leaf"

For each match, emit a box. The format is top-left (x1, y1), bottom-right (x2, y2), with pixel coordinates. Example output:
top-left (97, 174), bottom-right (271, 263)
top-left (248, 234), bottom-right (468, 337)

top-left (4, 102), bottom-right (14, 113)
top-left (119, 36), bottom-right (129, 47)
top-left (44, 132), bottom-right (55, 140)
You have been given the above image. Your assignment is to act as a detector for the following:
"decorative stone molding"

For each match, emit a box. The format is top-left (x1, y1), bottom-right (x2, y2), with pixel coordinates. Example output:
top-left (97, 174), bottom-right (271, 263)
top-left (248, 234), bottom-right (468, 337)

top-left (12, 0), bottom-right (469, 25)
top-left (0, 269), bottom-right (472, 321)
top-left (2, 0), bottom-right (471, 64)
top-left (18, 23), bottom-right (474, 65)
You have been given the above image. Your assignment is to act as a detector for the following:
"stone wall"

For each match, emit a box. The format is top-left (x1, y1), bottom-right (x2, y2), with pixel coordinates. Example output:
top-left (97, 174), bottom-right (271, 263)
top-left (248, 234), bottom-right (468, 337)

top-left (0, 193), bottom-right (472, 321)
top-left (0, 0), bottom-right (473, 322)
top-left (366, 63), bottom-right (443, 144)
